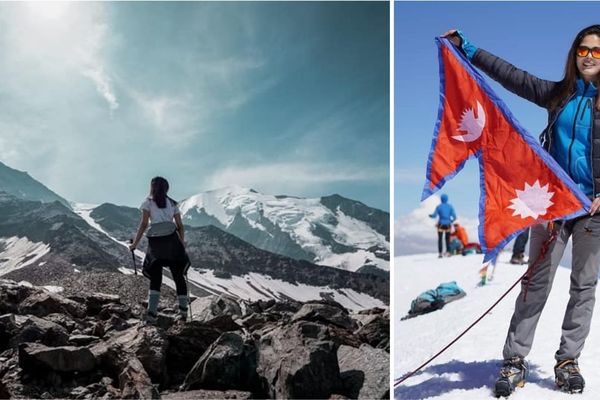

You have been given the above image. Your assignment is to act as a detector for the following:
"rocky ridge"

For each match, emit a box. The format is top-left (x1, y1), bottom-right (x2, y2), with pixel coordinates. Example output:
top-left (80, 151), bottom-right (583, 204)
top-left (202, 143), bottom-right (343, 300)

top-left (0, 278), bottom-right (389, 399)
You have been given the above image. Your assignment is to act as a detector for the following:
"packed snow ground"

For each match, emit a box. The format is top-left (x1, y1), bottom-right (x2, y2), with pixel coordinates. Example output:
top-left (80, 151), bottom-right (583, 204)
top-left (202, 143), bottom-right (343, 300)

top-left (395, 252), bottom-right (600, 399)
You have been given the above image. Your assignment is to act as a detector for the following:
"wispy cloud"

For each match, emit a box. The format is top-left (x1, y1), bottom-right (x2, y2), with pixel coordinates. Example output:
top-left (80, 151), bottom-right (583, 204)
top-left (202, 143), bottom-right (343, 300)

top-left (204, 162), bottom-right (388, 192)
top-left (395, 167), bottom-right (425, 184)
top-left (82, 66), bottom-right (118, 112)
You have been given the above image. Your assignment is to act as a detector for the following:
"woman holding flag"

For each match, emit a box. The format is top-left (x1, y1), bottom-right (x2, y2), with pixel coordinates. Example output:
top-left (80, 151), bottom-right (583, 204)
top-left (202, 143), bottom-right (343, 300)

top-left (444, 25), bottom-right (600, 396)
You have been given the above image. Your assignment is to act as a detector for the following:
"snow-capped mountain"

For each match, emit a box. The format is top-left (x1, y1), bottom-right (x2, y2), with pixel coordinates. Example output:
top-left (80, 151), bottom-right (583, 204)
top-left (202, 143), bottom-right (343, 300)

top-left (0, 161), bottom-right (70, 208)
top-left (179, 186), bottom-right (389, 272)
top-left (78, 202), bottom-right (389, 309)
top-left (0, 194), bottom-right (387, 311)
top-left (395, 253), bottom-right (600, 399)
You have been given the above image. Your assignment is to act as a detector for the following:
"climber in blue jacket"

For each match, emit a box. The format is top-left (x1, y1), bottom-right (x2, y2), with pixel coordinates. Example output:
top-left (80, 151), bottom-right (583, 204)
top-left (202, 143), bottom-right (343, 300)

top-left (429, 193), bottom-right (457, 257)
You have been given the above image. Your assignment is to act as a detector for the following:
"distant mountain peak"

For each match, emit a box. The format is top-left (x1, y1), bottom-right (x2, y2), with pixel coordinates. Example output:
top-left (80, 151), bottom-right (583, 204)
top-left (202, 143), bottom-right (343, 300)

top-left (0, 161), bottom-right (71, 209)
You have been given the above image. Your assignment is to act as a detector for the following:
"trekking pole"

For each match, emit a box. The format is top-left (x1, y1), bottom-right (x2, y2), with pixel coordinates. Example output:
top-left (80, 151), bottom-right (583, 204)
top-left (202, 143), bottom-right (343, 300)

top-left (128, 239), bottom-right (138, 275)
top-left (185, 273), bottom-right (193, 322)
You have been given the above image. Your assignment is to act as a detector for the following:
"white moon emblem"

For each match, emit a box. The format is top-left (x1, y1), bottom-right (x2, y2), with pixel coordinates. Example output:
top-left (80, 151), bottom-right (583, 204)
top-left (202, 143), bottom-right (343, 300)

top-left (452, 101), bottom-right (486, 142)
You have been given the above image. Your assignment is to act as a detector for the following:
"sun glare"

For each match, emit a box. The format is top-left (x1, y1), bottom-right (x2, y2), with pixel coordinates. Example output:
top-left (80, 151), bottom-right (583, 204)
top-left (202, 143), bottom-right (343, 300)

top-left (26, 2), bottom-right (70, 22)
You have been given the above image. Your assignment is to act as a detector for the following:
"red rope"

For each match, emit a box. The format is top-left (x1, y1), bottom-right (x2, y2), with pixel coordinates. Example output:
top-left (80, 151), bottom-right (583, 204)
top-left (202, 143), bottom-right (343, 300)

top-left (523, 222), bottom-right (558, 301)
top-left (395, 225), bottom-right (559, 388)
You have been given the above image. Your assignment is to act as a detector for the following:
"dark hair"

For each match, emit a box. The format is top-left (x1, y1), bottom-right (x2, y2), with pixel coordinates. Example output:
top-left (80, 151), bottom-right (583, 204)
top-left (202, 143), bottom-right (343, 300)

top-left (150, 176), bottom-right (176, 209)
top-left (549, 24), bottom-right (600, 110)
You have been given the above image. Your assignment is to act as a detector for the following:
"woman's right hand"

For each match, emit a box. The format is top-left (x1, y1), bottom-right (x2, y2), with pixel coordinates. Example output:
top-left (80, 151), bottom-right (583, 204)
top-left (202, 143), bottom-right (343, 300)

top-left (441, 29), bottom-right (462, 47)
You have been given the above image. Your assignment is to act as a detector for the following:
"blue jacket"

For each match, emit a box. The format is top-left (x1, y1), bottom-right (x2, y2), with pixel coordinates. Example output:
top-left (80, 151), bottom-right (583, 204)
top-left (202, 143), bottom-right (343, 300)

top-left (550, 79), bottom-right (596, 196)
top-left (430, 194), bottom-right (457, 225)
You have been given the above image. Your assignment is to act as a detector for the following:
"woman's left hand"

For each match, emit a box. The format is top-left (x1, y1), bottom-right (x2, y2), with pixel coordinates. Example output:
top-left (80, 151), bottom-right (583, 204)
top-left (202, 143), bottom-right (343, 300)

top-left (590, 197), bottom-right (600, 215)
top-left (128, 243), bottom-right (136, 251)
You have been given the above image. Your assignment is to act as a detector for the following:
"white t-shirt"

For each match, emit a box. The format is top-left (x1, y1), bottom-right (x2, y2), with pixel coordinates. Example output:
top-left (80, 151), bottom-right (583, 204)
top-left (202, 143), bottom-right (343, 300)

top-left (140, 198), bottom-right (180, 223)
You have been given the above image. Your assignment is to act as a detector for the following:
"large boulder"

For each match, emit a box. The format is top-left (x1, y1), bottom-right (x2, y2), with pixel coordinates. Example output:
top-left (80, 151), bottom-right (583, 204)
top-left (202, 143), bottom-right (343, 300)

top-left (355, 313), bottom-right (389, 351)
top-left (182, 332), bottom-right (259, 392)
top-left (192, 295), bottom-right (243, 323)
top-left (0, 280), bottom-right (40, 315)
top-left (291, 300), bottom-right (357, 330)
top-left (92, 325), bottom-right (167, 384)
top-left (18, 343), bottom-right (96, 373)
top-left (256, 321), bottom-right (341, 399)
top-left (11, 315), bottom-right (70, 348)
top-left (338, 344), bottom-right (389, 399)
top-left (165, 322), bottom-right (222, 385)
top-left (0, 314), bottom-right (18, 351)
top-left (119, 357), bottom-right (159, 399)
top-left (18, 292), bottom-right (86, 319)
top-left (44, 312), bottom-right (78, 333)
top-left (68, 292), bottom-right (121, 315)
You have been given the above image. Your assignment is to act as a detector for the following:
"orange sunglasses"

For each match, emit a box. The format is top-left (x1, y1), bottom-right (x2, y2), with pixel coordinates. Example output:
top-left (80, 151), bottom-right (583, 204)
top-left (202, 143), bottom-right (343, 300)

top-left (577, 45), bottom-right (600, 59)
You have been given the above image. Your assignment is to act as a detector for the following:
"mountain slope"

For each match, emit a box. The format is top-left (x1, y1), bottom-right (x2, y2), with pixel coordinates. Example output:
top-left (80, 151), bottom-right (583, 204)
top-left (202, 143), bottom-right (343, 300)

top-left (394, 253), bottom-right (600, 399)
top-left (179, 186), bottom-right (389, 272)
top-left (0, 161), bottom-right (70, 208)
top-left (0, 193), bottom-right (132, 279)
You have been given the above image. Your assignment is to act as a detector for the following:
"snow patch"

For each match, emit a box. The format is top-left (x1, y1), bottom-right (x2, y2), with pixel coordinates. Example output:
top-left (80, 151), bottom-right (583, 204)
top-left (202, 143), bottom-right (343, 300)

top-left (42, 286), bottom-right (64, 294)
top-left (319, 249), bottom-right (389, 272)
top-left (185, 268), bottom-right (385, 312)
top-left (0, 237), bottom-right (50, 276)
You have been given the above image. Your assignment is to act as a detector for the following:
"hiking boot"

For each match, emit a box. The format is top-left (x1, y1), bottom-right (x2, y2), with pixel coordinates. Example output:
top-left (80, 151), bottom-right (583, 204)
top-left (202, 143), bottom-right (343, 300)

top-left (555, 359), bottom-right (585, 393)
top-left (510, 254), bottom-right (526, 265)
top-left (494, 356), bottom-right (528, 397)
top-left (178, 306), bottom-right (188, 322)
top-left (438, 253), bottom-right (443, 258)
top-left (145, 311), bottom-right (158, 326)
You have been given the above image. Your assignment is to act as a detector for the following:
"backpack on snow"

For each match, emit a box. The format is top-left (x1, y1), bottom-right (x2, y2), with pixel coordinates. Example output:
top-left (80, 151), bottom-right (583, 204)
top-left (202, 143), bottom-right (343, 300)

top-left (404, 281), bottom-right (466, 319)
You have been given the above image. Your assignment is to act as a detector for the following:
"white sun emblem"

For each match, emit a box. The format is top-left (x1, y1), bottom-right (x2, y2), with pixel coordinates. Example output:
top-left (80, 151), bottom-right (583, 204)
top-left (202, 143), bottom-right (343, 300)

top-left (452, 101), bottom-right (486, 142)
top-left (507, 180), bottom-right (554, 220)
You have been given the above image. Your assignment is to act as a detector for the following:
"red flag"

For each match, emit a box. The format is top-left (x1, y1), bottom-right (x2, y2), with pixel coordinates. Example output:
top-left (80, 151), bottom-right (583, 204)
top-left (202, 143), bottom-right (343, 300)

top-left (423, 38), bottom-right (591, 261)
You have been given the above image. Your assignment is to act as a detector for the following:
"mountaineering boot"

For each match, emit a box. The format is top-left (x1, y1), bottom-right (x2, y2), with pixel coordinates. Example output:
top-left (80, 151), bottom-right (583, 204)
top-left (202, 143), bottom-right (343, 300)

top-left (554, 359), bottom-right (585, 393)
top-left (178, 306), bottom-right (188, 322)
top-left (494, 356), bottom-right (528, 397)
top-left (510, 253), bottom-right (526, 265)
top-left (145, 311), bottom-right (158, 326)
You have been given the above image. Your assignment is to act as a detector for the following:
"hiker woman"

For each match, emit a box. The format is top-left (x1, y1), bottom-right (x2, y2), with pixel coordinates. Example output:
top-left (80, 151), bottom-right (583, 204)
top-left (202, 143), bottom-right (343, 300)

top-left (443, 25), bottom-right (600, 396)
top-left (129, 176), bottom-right (190, 324)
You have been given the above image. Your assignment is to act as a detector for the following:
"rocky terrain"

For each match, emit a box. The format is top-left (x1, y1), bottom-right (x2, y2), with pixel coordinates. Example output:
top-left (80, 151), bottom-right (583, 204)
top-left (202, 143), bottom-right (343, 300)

top-left (0, 276), bottom-right (389, 399)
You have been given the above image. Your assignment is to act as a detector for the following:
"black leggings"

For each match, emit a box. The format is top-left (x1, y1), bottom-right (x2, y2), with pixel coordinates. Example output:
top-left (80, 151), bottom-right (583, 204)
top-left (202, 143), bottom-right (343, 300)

top-left (438, 231), bottom-right (450, 254)
top-left (149, 265), bottom-right (188, 296)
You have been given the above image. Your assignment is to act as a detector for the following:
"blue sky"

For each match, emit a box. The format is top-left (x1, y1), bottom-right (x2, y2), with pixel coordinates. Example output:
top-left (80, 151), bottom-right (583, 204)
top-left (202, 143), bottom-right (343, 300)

top-left (395, 1), bottom-right (600, 220)
top-left (0, 2), bottom-right (389, 210)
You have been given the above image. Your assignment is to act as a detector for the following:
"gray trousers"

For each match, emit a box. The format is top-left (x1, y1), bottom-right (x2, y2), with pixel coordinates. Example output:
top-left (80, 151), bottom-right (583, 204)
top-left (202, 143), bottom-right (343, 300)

top-left (503, 216), bottom-right (600, 361)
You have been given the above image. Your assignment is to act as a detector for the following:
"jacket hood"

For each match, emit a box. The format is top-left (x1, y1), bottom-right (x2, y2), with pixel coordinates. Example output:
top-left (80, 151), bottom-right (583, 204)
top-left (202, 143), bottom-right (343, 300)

top-left (441, 194), bottom-right (449, 203)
